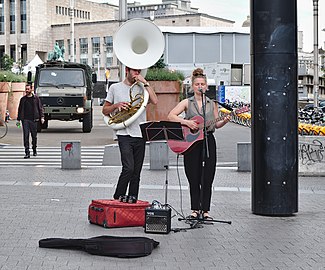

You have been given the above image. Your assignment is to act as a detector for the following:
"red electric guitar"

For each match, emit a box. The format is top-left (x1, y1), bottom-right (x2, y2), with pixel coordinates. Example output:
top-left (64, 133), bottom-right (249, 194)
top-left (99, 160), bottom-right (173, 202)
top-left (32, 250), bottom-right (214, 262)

top-left (167, 106), bottom-right (250, 154)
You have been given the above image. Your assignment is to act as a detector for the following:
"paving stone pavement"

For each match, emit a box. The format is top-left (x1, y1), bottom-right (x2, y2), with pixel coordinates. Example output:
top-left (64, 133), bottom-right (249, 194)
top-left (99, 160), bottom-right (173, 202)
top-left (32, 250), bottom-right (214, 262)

top-left (0, 166), bottom-right (325, 270)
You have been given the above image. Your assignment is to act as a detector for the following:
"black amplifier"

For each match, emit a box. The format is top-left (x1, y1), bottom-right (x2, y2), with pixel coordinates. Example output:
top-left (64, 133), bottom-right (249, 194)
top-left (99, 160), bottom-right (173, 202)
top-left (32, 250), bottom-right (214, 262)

top-left (145, 206), bottom-right (171, 234)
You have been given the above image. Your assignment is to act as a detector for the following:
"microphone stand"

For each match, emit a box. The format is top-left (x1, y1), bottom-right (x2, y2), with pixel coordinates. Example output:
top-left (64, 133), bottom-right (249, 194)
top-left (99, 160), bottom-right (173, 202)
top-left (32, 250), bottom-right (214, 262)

top-left (198, 89), bottom-right (209, 222)
top-left (201, 89), bottom-right (209, 161)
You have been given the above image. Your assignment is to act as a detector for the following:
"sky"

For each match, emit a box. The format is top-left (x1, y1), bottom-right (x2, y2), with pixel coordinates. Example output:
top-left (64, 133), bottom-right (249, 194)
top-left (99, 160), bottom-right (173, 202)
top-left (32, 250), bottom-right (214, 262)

top-left (107, 0), bottom-right (325, 53)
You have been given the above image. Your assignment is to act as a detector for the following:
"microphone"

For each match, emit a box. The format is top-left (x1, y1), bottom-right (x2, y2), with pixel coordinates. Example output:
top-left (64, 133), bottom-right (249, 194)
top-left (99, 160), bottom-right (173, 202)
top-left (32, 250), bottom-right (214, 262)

top-left (199, 87), bottom-right (209, 93)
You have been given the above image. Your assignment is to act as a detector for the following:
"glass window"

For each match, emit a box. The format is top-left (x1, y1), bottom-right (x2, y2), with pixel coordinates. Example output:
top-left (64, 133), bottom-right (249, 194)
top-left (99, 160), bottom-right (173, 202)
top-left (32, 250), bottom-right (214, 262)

top-left (221, 34), bottom-right (233, 63)
top-left (167, 34), bottom-right (193, 64)
top-left (39, 69), bottom-right (85, 87)
top-left (20, 0), bottom-right (27, 33)
top-left (10, 0), bottom-right (15, 34)
top-left (10, 45), bottom-right (15, 61)
top-left (231, 64), bottom-right (243, 86)
top-left (79, 38), bottom-right (88, 54)
top-left (0, 45), bottom-right (4, 59)
top-left (67, 39), bottom-right (76, 56)
top-left (92, 57), bottom-right (99, 67)
top-left (92, 37), bottom-right (100, 54)
top-left (106, 56), bottom-right (113, 67)
top-left (0, 0), bottom-right (4, 35)
top-left (104, 36), bottom-right (113, 53)
top-left (80, 58), bottom-right (88, 65)
top-left (55, 40), bottom-right (65, 52)
top-left (195, 34), bottom-right (219, 63)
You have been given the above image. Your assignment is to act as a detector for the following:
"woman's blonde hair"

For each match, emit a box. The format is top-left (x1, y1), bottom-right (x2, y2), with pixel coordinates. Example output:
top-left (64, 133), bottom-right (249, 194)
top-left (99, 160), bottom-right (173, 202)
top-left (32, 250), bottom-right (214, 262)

top-left (191, 68), bottom-right (207, 84)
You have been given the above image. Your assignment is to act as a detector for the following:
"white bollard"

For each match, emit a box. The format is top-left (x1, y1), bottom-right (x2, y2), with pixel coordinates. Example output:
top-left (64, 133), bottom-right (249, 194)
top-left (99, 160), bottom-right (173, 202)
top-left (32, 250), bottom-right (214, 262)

top-left (61, 141), bottom-right (81, 169)
top-left (237, 142), bottom-right (251, 172)
top-left (149, 141), bottom-right (169, 170)
top-left (102, 144), bottom-right (121, 166)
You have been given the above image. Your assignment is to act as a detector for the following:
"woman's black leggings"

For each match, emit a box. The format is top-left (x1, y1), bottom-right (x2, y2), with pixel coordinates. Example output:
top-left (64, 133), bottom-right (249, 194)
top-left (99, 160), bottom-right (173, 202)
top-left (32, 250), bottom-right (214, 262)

top-left (183, 134), bottom-right (217, 212)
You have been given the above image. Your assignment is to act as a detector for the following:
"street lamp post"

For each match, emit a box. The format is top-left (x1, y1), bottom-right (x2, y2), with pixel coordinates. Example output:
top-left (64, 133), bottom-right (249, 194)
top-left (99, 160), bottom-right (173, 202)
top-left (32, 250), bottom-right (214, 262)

top-left (148, 6), bottom-right (158, 21)
top-left (70, 0), bottom-right (75, 62)
top-left (118, 0), bottom-right (127, 80)
top-left (313, 0), bottom-right (319, 108)
top-left (97, 51), bottom-right (100, 78)
top-left (322, 28), bottom-right (325, 74)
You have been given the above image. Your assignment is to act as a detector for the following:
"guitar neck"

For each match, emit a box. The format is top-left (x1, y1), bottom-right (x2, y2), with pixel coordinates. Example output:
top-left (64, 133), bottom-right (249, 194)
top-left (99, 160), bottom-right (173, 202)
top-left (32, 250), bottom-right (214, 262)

top-left (198, 111), bottom-right (236, 130)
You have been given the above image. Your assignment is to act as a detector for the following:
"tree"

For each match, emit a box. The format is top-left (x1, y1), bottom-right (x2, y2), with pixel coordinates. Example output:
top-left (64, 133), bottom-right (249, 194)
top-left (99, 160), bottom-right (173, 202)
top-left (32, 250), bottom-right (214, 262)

top-left (1, 54), bottom-right (14, 71)
top-left (150, 55), bottom-right (166, 69)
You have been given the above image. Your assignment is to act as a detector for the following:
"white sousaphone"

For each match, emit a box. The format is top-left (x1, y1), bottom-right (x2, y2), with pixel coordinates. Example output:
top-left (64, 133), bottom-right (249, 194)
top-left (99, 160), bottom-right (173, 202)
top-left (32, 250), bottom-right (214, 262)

top-left (103, 18), bottom-right (165, 130)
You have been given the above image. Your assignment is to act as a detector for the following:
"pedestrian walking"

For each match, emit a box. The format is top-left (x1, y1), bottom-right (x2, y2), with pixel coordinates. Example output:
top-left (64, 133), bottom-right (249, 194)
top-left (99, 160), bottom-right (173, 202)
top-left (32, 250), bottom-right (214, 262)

top-left (16, 84), bottom-right (44, 159)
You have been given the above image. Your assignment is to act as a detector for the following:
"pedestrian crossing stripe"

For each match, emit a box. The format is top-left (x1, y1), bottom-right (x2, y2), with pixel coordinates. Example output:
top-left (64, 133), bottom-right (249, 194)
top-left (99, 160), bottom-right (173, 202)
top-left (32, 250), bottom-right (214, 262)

top-left (0, 145), bottom-right (238, 168)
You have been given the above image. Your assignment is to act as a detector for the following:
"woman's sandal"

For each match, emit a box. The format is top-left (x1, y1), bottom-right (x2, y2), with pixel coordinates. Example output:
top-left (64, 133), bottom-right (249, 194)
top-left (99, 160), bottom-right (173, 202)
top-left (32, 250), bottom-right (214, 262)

top-left (203, 212), bottom-right (213, 220)
top-left (187, 210), bottom-right (200, 219)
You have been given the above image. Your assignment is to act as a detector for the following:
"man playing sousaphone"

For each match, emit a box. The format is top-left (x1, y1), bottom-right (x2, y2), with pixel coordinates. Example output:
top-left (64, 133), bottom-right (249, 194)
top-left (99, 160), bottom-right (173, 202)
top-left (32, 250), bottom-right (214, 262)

top-left (102, 67), bottom-right (158, 201)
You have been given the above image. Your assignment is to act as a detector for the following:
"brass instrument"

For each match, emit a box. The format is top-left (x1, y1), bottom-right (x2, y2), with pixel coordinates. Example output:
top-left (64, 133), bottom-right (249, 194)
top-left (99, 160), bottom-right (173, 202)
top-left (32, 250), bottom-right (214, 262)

top-left (103, 18), bottom-right (164, 130)
top-left (105, 81), bottom-right (149, 128)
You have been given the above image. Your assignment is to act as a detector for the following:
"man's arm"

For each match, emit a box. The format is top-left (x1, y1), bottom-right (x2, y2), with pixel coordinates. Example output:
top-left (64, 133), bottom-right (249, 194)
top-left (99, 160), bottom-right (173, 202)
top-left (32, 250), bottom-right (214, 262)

top-left (102, 100), bottom-right (115, 116)
top-left (36, 95), bottom-right (45, 123)
top-left (102, 100), bottom-right (131, 116)
top-left (17, 99), bottom-right (23, 121)
top-left (143, 83), bottom-right (158, 105)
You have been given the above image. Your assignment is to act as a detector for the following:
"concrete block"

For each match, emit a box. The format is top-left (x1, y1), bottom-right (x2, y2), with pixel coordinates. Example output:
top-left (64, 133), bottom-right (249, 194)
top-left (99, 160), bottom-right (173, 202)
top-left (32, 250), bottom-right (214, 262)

top-left (61, 141), bottom-right (81, 169)
top-left (298, 136), bottom-right (325, 176)
top-left (149, 141), bottom-right (169, 170)
top-left (102, 144), bottom-right (121, 166)
top-left (237, 142), bottom-right (251, 172)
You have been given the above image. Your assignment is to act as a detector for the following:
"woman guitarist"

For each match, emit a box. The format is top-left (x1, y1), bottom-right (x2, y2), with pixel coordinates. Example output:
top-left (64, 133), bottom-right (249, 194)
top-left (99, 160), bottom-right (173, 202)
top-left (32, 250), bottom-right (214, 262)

top-left (167, 68), bottom-right (230, 220)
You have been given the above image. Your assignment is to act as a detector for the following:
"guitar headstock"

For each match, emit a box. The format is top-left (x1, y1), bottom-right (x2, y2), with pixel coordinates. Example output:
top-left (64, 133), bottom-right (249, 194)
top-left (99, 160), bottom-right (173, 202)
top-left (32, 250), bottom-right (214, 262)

top-left (233, 106), bottom-right (250, 115)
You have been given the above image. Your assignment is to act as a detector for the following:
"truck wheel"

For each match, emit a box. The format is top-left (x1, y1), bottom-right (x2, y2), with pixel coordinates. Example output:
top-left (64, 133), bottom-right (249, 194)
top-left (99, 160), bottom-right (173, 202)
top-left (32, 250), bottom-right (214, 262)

top-left (82, 111), bottom-right (92, 133)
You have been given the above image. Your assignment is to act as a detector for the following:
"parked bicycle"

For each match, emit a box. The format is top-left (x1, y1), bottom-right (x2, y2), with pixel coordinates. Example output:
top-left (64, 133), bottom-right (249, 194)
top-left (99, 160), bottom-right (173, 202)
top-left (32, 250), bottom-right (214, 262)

top-left (0, 118), bottom-right (8, 139)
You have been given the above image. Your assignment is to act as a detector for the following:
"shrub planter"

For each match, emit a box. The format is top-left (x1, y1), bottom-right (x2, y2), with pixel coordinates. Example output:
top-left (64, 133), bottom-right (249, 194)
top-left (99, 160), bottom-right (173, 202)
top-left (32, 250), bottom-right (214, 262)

top-left (146, 80), bottom-right (181, 121)
top-left (0, 82), bottom-right (10, 120)
top-left (7, 82), bottom-right (26, 120)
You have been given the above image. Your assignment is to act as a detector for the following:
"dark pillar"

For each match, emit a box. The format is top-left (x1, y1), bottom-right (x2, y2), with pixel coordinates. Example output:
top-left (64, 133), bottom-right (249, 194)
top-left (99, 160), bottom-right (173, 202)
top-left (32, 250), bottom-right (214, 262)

top-left (251, 0), bottom-right (298, 215)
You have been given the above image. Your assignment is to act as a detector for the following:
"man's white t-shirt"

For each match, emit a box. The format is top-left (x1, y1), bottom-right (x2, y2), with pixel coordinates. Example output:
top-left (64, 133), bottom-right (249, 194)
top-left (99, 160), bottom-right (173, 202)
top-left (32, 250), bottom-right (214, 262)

top-left (105, 82), bottom-right (145, 138)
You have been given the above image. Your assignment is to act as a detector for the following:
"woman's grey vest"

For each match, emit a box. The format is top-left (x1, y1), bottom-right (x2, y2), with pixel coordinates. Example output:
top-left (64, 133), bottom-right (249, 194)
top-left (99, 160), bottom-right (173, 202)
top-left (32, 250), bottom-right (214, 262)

top-left (185, 96), bottom-right (216, 133)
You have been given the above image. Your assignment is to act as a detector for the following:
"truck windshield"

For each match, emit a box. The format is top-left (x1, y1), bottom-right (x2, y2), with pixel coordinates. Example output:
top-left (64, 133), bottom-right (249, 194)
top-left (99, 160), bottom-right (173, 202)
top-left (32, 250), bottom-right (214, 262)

top-left (39, 69), bottom-right (85, 87)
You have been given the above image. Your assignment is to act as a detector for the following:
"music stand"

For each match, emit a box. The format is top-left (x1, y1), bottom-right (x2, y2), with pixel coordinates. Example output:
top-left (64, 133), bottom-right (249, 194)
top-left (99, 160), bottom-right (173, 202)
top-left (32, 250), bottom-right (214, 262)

top-left (140, 121), bottom-right (184, 206)
top-left (140, 121), bottom-right (184, 143)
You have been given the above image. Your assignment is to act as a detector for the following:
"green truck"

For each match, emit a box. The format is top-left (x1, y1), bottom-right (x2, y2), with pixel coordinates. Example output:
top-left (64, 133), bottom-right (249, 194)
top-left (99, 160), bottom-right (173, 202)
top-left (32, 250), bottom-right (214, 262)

top-left (28, 61), bottom-right (97, 133)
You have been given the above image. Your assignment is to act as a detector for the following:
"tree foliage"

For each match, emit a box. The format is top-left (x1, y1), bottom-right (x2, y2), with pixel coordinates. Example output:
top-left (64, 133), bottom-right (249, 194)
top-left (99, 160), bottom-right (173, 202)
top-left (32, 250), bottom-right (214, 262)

top-left (1, 54), bottom-right (14, 71)
top-left (150, 55), bottom-right (166, 69)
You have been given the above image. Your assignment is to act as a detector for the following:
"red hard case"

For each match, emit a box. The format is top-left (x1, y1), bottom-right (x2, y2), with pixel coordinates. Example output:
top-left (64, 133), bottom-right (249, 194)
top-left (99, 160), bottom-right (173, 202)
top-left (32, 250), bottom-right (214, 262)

top-left (88, 199), bottom-right (150, 228)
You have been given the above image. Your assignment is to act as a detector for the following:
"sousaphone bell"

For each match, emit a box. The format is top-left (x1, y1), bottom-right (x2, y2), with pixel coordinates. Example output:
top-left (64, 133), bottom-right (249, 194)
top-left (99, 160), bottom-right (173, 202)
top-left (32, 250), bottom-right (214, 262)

top-left (104, 18), bottom-right (165, 130)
